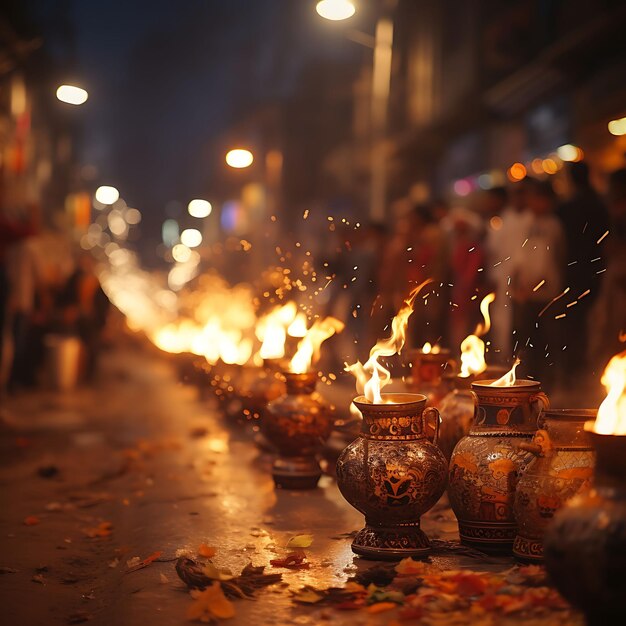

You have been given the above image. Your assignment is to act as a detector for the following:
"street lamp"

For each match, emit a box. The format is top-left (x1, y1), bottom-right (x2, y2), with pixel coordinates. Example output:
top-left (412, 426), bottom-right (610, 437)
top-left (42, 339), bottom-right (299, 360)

top-left (225, 148), bottom-right (254, 169)
top-left (56, 84), bottom-right (88, 105)
top-left (316, 0), bottom-right (356, 21)
top-left (316, 1), bottom-right (395, 222)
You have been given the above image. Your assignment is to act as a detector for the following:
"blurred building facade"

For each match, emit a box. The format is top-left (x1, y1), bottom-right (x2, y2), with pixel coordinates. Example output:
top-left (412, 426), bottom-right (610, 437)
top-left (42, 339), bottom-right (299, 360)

top-left (0, 0), bottom-right (80, 227)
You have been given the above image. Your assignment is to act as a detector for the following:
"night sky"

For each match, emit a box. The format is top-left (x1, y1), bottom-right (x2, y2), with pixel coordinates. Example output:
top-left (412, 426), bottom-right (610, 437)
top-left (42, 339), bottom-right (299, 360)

top-left (47, 0), bottom-right (364, 244)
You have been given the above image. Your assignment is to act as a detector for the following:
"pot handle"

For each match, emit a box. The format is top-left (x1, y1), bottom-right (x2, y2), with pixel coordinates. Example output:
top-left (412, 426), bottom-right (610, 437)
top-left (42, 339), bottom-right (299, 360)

top-left (530, 392), bottom-right (550, 428)
top-left (469, 389), bottom-right (480, 425)
top-left (422, 407), bottom-right (441, 445)
top-left (517, 442), bottom-right (543, 456)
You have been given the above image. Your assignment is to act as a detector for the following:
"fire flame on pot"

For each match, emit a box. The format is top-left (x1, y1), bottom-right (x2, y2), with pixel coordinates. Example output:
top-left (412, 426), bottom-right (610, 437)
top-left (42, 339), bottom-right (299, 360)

top-left (593, 350), bottom-right (626, 435)
top-left (422, 342), bottom-right (441, 354)
top-left (345, 279), bottom-right (432, 403)
top-left (287, 312), bottom-right (308, 338)
top-left (459, 293), bottom-right (496, 378)
top-left (489, 358), bottom-right (520, 387)
top-left (289, 317), bottom-right (345, 374)
top-left (256, 302), bottom-right (298, 360)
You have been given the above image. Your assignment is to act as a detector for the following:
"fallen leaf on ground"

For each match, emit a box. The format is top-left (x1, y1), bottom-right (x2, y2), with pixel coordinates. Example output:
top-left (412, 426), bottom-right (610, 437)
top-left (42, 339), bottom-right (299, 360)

top-left (269, 551), bottom-right (309, 569)
top-left (82, 521), bottom-right (112, 538)
top-left (126, 551), bottom-right (163, 572)
top-left (366, 601), bottom-right (397, 614)
top-left (395, 558), bottom-right (428, 577)
top-left (108, 558), bottom-right (119, 569)
top-left (176, 557), bottom-right (281, 598)
top-left (198, 544), bottom-right (216, 558)
top-left (24, 515), bottom-right (40, 526)
top-left (291, 587), bottom-right (325, 604)
top-left (286, 534), bottom-right (314, 549)
top-left (187, 581), bottom-right (235, 622)
top-left (31, 574), bottom-right (46, 584)
top-left (0, 566), bottom-right (18, 574)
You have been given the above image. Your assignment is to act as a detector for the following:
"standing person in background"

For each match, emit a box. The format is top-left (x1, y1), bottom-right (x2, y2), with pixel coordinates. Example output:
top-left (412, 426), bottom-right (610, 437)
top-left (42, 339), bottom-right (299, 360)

top-left (448, 207), bottom-right (486, 351)
top-left (407, 204), bottom-right (450, 346)
top-left (588, 168), bottom-right (626, 371)
top-left (512, 180), bottom-right (566, 389)
top-left (484, 184), bottom-right (532, 359)
top-left (558, 162), bottom-right (610, 380)
top-left (57, 253), bottom-right (110, 381)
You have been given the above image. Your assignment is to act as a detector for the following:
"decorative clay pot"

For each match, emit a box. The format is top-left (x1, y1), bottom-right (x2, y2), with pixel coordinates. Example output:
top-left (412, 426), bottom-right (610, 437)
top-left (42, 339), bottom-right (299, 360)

top-left (544, 431), bottom-right (626, 626)
top-left (513, 409), bottom-right (595, 562)
top-left (263, 371), bottom-right (334, 489)
top-left (336, 393), bottom-right (447, 560)
top-left (448, 379), bottom-right (549, 553)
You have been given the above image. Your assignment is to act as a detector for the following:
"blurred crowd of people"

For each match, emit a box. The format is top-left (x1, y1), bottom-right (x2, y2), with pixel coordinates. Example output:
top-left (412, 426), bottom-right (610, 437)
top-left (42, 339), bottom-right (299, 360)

top-left (329, 162), bottom-right (626, 389)
top-left (0, 202), bottom-right (109, 396)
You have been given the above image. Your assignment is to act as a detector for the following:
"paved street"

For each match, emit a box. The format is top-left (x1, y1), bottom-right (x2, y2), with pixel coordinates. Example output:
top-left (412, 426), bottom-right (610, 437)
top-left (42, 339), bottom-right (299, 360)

top-left (0, 345), bottom-right (580, 626)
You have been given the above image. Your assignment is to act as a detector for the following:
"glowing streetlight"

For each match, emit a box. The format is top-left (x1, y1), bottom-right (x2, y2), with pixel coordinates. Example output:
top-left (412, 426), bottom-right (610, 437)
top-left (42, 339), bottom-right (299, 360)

top-left (56, 85), bottom-right (88, 105)
top-left (225, 149), bottom-right (254, 169)
top-left (180, 228), bottom-right (202, 248)
top-left (187, 199), bottom-right (212, 218)
top-left (95, 185), bottom-right (120, 205)
top-left (316, 0), bottom-right (356, 21)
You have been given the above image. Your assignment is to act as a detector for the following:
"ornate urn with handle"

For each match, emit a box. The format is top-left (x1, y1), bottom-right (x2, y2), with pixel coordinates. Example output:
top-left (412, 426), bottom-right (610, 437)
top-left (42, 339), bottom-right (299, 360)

top-left (263, 371), bottom-right (334, 489)
top-left (336, 393), bottom-right (447, 560)
top-left (448, 379), bottom-right (549, 554)
top-left (513, 409), bottom-right (595, 562)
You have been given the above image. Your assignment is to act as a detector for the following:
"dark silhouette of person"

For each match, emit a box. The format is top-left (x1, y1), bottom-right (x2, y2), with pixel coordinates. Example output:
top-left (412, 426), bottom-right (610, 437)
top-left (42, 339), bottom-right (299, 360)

top-left (557, 162), bottom-right (610, 377)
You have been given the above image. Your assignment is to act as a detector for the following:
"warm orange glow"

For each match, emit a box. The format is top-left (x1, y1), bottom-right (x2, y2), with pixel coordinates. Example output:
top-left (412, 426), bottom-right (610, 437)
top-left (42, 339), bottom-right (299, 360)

top-left (225, 149), bottom-right (254, 169)
top-left (593, 350), bottom-right (626, 435)
top-left (346, 280), bottom-right (432, 403)
top-left (290, 317), bottom-right (344, 374)
top-left (422, 342), bottom-right (441, 354)
top-left (542, 158), bottom-right (559, 175)
top-left (287, 312), bottom-right (308, 338)
top-left (490, 359), bottom-right (520, 387)
top-left (56, 84), bottom-right (88, 105)
top-left (507, 163), bottom-right (527, 182)
top-left (459, 293), bottom-right (495, 378)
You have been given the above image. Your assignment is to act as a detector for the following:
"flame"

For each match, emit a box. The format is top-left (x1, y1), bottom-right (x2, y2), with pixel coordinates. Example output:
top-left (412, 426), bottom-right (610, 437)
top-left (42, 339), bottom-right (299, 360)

top-left (422, 342), bottom-right (441, 354)
top-left (256, 302), bottom-right (298, 360)
top-left (346, 279), bottom-right (432, 403)
top-left (459, 293), bottom-right (495, 378)
top-left (594, 350), bottom-right (626, 435)
top-left (289, 316), bottom-right (345, 374)
top-left (287, 312), bottom-right (308, 338)
top-left (490, 359), bottom-right (520, 387)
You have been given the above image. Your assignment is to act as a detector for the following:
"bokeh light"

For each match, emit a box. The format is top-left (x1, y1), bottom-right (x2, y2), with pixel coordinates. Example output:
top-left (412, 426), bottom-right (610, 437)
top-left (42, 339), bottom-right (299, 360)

top-left (188, 199), bottom-right (212, 218)
top-left (225, 149), bottom-right (254, 168)
top-left (316, 0), bottom-right (356, 21)
top-left (56, 84), bottom-right (88, 105)
top-left (180, 228), bottom-right (202, 248)
top-left (507, 163), bottom-right (527, 182)
top-left (95, 185), bottom-right (120, 205)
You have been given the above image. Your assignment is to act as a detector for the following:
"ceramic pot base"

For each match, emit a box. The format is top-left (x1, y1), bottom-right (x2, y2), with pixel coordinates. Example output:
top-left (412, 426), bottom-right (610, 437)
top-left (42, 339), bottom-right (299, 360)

top-left (513, 534), bottom-right (543, 562)
top-left (458, 520), bottom-right (516, 554)
top-left (272, 456), bottom-right (321, 490)
top-left (351, 521), bottom-right (431, 560)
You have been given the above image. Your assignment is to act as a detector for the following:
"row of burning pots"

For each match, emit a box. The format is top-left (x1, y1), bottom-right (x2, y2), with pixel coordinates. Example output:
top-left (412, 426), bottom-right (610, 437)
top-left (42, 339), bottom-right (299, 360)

top-left (181, 349), bottom-right (625, 626)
